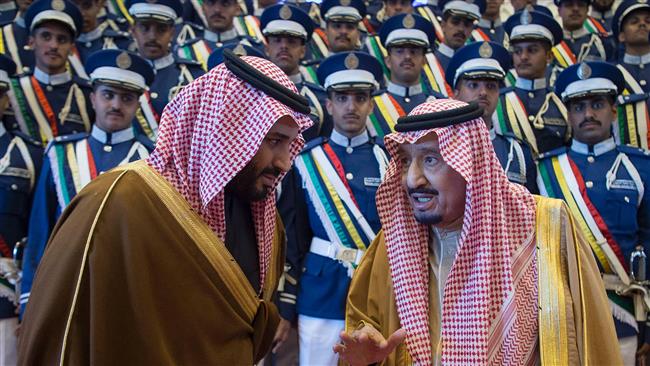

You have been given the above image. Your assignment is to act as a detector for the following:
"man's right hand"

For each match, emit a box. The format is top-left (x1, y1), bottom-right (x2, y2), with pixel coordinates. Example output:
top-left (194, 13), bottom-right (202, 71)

top-left (333, 325), bottom-right (406, 366)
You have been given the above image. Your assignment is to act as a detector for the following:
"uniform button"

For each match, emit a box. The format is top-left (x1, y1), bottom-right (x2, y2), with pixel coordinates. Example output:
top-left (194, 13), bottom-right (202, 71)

top-left (641, 64), bottom-right (645, 70)
top-left (103, 145), bottom-right (112, 152)
top-left (85, 41), bottom-right (92, 48)
top-left (625, 196), bottom-right (630, 203)
top-left (528, 115), bottom-right (534, 122)
top-left (346, 146), bottom-right (353, 154)
top-left (490, 29), bottom-right (495, 34)
top-left (10, 184), bottom-right (18, 191)
top-left (586, 181), bottom-right (593, 188)
top-left (641, 80), bottom-right (647, 86)
top-left (151, 92), bottom-right (158, 99)
top-left (345, 172), bottom-right (353, 180)
top-left (587, 156), bottom-right (595, 163)
top-left (22, 66), bottom-right (30, 73)
top-left (404, 97), bottom-right (410, 103)
top-left (46, 85), bottom-right (53, 92)
top-left (528, 92), bottom-right (534, 98)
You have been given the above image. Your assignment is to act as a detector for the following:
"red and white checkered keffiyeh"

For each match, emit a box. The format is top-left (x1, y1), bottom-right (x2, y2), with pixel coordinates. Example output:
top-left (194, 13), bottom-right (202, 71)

top-left (376, 99), bottom-right (539, 365)
top-left (146, 56), bottom-right (312, 294)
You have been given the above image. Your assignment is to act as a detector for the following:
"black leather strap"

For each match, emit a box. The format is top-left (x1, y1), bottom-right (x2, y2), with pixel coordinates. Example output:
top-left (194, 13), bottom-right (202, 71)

top-left (394, 102), bottom-right (484, 132)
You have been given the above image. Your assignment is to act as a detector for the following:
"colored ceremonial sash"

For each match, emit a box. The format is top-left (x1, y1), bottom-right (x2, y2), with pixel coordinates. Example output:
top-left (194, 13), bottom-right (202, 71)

top-left (415, 7), bottom-right (444, 43)
top-left (300, 84), bottom-right (323, 125)
top-left (136, 91), bottom-right (160, 141)
top-left (369, 93), bottom-right (406, 137)
top-left (552, 41), bottom-right (577, 69)
top-left (504, 69), bottom-right (517, 88)
top-left (584, 16), bottom-right (608, 36)
top-left (616, 65), bottom-right (650, 149)
top-left (299, 65), bottom-right (318, 84)
top-left (310, 29), bottom-right (329, 60)
top-left (234, 16), bottom-right (264, 43)
top-left (2, 24), bottom-right (23, 73)
top-left (468, 28), bottom-right (490, 43)
top-left (107, 0), bottom-right (132, 24)
top-left (294, 144), bottom-right (386, 251)
top-left (8, 78), bottom-right (37, 139)
top-left (537, 153), bottom-right (630, 280)
top-left (68, 47), bottom-right (90, 80)
top-left (360, 18), bottom-right (376, 35)
top-left (423, 52), bottom-right (451, 96)
top-left (22, 76), bottom-right (56, 144)
top-left (495, 91), bottom-right (539, 154)
top-left (191, 40), bottom-right (212, 71)
top-left (190, 0), bottom-right (210, 28)
top-left (365, 35), bottom-right (390, 78)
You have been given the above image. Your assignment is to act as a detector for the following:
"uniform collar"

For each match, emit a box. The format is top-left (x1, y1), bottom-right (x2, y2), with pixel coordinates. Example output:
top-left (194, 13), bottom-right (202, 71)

top-left (91, 125), bottom-right (135, 145)
top-left (330, 128), bottom-right (369, 148)
top-left (438, 43), bottom-right (455, 58)
top-left (149, 53), bottom-right (175, 70)
top-left (570, 136), bottom-right (616, 156)
top-left (489, 128), bottom-right (496, 141)
top-left (33, 67), bottom-right (72, 86)
top-left (204, 27), bottom-right (238, 43)
top-left (0, 2), bottom-right (16, 11)
top-left (623, 52), bottom-right (650, 65)
top-left (425, 0), bottom-right (439, 6)
top-left (288, 72), bottom-right (303, 85)
top-left (387, 80), bottom-right (423, 97)
top-left (478, 17), bottom-right (501, 28)
top-left (78, 26), bottom-right (104, 43)
top-left (590, 8), bottom-right (614, 20)
top-left (14, 14), bottom-right (24, 28)
top-left (564, 26), bottom-right (590, 40)
top-left (515, 77), bottom-right (546, 91)
top-left (0, 122), bottom-right (6, 138)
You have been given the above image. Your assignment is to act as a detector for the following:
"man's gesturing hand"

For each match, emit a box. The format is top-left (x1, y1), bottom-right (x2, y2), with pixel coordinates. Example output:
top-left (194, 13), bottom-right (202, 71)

top-left (333, 325), bottom-right (406, 366)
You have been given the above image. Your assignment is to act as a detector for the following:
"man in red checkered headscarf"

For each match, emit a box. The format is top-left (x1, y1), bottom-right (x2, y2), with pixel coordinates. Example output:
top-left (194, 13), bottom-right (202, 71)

top-left (18, 52), bottom-right (313, 365)
top-left (334, 99), bottom-right (620, 365)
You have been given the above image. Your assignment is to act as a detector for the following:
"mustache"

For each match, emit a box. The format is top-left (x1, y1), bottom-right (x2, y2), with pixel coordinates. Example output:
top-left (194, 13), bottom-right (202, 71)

top-left (260, 167), bottom-right (282, 178)
top-left (107, 109), bottom-right (123, 116)
top-left (408, 188), bottom-right (439, 195)
top-left (144, 41), bottom-right (161, 48)
top-left (579, 118), bottom-right (602, 128)
top-left (336, 35), bottom-right (350, 41)
top-left (210, 14), bottom-right (226, 21)
top-left (400, 60), bottom-right (414, 67)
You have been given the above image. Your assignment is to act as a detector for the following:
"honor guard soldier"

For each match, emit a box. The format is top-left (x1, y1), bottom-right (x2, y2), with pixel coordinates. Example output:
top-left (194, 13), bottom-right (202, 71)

top-left (20, 49), bottom-right (155, 316)
top-left (0, 0), bottom-right (17, 24)
top-left (556, 0), bottom-right (614, 62)
top-left (477, 0), bottom-right (505, 44)
top-left (0, 54), bottom-right (42, 366)
top-left (4, 0), bottom-right (93, 146)
top-left (448, 41), bottom-right (539, 193)
top-left (435, 0), bottom-right (482, 71)
top-left (413, 0), bottom-right (445, 45)
top-left (206, 41), bottom-right (265, 69)
top-left (369, 0), bottom-right (414, 31)
top-left (319, 0), bottom-right (368, 60)
top-left (0, 0), bottom-right (35, 75)
top-left (499, 8), bottom-right (570, 155)
top-left (128, 0), bottom-right (204, 140)
top-left (72, 0), bottom-right (132, 63)
top-left (591, 0), bottom-right (616, 29)
top-left (177, 0), bottom-right (263, 70)
top-left (612, 0), bottom-right (650, 149)
top-left (277, 51), bottom-right (387, 366)
top-left (180, 0), bottom-right (264, 42)
top-left (538, 61), bottom-right (650, 366)
top-left (370, 14), bottom-right (446, 137)
top-left (260, 4), bottom-right (328, 140)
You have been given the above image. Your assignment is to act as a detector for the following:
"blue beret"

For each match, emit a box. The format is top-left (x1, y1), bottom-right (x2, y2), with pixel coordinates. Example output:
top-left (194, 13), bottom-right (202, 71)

top-left (85, 49), bottom-right (155, 92)
top-left (25, 0), bottom-right (83, 37)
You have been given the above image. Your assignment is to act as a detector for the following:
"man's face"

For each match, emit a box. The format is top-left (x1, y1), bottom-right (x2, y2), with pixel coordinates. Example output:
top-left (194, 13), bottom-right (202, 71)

top-left (264, 35), bottom-right (305, 76)
top-left (73, 0), bottom-right (103, 33)
top-left (16, 0), bottom-right (32, 13)
top-left (326, 21), bottom-right (360, 52)
top-left (386, 46), bottom-right (425, 85)
top-left (399, 133), bottom-right (466, 228)
top-left (29, 22), bottom-right (74, 74)
top-left (592, 0), bottom-right (614, 12)
top-left (511, 40), bottom-right (551, 79)
top-left (454, 78), bottom-right (500, 127)
top-left (131, 20), bottom-right (174, 60)
top-left (326, 90), bottom-right (373, 137)
top-left (567, 95), bottom-right (615, 145)
top-left (559, 0), bottom-right (589, 31)
top-left (384, 0), bottom-right (413, 17)
top-left (484, 0), bottom-right (504, 19)
top-left (202, 0), bottom-right (241, 32)
top-left (442, 14), bottom-right (475, 49)
top-left (90, 84), bottom-right (140, 132)
top-left (619, 10), bottom-right (650, 48)
top-left (226, 115), bottom-right (300, 201)
top-left (510, 0), bottom-right (536, 11)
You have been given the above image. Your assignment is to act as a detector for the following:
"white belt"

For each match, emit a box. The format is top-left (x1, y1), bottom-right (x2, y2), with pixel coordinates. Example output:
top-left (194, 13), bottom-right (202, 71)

top-left (309, 237), bottom-right (364, 266)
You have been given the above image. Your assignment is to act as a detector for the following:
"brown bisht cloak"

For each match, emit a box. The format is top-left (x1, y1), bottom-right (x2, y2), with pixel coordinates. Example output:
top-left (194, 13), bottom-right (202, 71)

top-left (18, 161), bottom-right (284, 365)
top-left (345, 196), bottom-right (622, 365)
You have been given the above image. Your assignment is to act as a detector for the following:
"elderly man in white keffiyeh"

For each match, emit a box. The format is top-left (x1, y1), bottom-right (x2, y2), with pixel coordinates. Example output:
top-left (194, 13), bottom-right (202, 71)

top-left (17, 51), bottom-right (313, 364)
top-left (334, 99), bottom-right (621, 365)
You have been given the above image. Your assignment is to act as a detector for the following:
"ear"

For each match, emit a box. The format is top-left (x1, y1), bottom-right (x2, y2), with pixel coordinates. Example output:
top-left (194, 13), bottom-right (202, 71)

top-left (385, 53), bottom-right (392, 72)
top-left (299, 44), bottom-right (306, 60)
top-left (89, 91), bottom-right (97, 110)
top-left (28, 36), bottom-right (35, 49)
top-left (618, 31), bottom-right (626, 44)
top-left (325, 97), bottom-right (334, 115)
